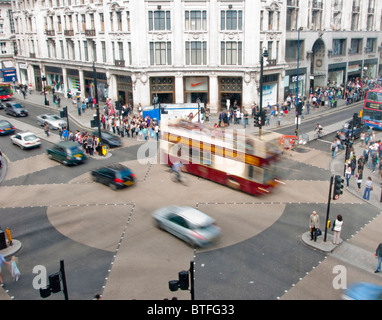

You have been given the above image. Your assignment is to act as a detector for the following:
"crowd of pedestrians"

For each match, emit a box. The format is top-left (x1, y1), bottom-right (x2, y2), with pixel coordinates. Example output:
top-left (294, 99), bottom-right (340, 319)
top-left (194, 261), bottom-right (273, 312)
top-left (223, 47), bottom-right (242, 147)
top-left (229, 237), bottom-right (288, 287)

top-left (343, 127), bottom-right (381, 201)
top-left (216, 78), bottom-right (381, 129)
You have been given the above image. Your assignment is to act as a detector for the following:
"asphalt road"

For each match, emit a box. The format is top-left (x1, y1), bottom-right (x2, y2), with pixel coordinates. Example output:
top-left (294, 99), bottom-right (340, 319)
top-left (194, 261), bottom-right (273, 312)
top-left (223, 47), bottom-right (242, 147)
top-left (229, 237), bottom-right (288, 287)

top-left (0, 103), bottom-right (380, 301)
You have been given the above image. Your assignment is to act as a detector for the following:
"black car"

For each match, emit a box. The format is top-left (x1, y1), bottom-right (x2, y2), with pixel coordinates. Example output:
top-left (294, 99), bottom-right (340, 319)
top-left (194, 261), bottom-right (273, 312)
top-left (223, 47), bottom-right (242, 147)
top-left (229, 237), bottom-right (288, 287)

top-left (91, 164), bottom-right (136, 190)
top-left (0, 120), bottom-right (15, 135)
top-left (4, 101), bottom-right (28, 117)
top-left (92, 130), bottom-right (121, 148)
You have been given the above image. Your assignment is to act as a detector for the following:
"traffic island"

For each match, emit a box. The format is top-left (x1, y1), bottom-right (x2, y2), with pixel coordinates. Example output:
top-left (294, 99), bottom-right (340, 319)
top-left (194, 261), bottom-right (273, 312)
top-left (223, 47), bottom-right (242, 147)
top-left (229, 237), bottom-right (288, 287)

top-left (301, 231), bottom-right (342, 253)
top-left (0, 239), bottom-right (22, 259)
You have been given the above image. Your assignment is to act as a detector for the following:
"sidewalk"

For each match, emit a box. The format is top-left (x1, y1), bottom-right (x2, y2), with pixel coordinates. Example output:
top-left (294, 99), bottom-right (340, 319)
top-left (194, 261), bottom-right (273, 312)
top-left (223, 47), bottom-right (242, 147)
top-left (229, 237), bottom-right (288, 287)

top-left (302, 130), bottom-right (382, 253)
top-left (13, 89), bottom-right (360, 139)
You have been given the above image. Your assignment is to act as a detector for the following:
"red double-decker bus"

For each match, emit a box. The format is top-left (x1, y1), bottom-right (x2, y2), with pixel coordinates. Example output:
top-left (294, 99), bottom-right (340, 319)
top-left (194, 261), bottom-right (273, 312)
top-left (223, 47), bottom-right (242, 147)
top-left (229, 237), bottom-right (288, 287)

top-left (0, 83), bottom-right (13, 100)
top-left (362, 87), bottom-right (382, 130)
top-left (160, 119), bottom-right (284, 196)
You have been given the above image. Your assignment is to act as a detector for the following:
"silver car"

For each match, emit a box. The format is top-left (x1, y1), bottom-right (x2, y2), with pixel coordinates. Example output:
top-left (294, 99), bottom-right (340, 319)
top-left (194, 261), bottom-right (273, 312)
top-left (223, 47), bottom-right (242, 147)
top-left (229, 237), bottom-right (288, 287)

top-left (152, 206), bottom-right (221, 247)
top-left (36, 114), bottom-right (66, 130)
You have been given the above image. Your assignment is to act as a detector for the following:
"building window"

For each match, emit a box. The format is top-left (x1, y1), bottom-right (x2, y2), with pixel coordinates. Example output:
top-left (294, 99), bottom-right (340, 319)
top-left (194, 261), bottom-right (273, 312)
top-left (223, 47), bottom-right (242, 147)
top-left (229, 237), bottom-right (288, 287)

top-left (185, 10), bottom-right (207, 31)
top-left (118, 41), bottom-right (123, 60)
top-left (221, 10), bottom-right (242, 31)
top-left (84, 40), bottom-right (88, 60)
top-left (366, 38), bottom-right (376, 53)
top-left (150, 41), bottom-right (171, 65)
top-left (332, 39), bottom-right (346, 56)
top-left (185, 41), bottom-right (207, 65)
top-left (285, 40), bottom-right (304, 61)
top-left (350, 38), bottom-right (362, 54)
top-left (148, 10), bottom-right (171, 31)
top-left (221, 41), bottom-right (242, 65)
top-left (101, 41), bottom-right (106, 62)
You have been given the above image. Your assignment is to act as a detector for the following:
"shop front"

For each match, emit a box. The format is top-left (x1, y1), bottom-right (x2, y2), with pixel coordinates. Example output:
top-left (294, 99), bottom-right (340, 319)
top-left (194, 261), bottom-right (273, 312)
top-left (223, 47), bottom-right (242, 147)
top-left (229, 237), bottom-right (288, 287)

top-left (84, 70), bottom-right (107, 102)
top-left (262, 74), bottom-right (279, 107)
top-left (45, 66), bottom-right (64, 92)
top-left (184, 76), bottom-right (209, 105)
top-left (150, 76), bottom-right (175, 104)
top-left (328, 63), bottom-right (346, 87)
top-left (33, 65), bottom-right (43, 92)
top-left (363, 58), bottom-right (378, 79)
top-left (347, 61), bottom-right (362, 83)
top-left (67, 69), bottom-right (80, 96)
top-left (219, 77), bottom-right (242, 111)
top-left (117, 75), bottom-right (133, 106)
top-left (284, 68), bottom-right (306, 98)
top-left (18, 63), bottom-right (28, 85)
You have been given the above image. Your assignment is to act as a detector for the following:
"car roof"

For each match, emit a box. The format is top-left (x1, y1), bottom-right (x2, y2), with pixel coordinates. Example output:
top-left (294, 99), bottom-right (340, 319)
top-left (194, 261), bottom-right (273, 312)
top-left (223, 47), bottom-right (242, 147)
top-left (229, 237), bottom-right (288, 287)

top-left (18, 132), bottom-right (36, 136)
top-left (173, 206), bottom-right (215, 226)
top-left (0, 120), bottom-right (11, 125)
top-left (55, 141), bottom-right (80, 148)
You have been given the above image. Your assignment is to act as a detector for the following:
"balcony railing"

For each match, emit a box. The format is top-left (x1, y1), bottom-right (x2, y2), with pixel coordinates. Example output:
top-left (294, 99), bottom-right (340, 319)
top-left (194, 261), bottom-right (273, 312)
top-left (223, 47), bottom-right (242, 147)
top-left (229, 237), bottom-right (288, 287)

top-left (64, 29), bottom-right (74, 36)
top-left (45, 29), bottom-right (55, 36)
top-left (30, 53), bottom-right (36, 58)
top-left (115, 60), bottom-right (125, 67)
top-left (85, 29), bottom-right (96, 37)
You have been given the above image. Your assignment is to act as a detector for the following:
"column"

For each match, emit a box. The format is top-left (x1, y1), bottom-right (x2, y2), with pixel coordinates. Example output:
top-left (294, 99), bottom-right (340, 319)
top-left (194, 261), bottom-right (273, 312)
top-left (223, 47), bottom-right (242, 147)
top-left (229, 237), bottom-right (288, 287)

top-left (175, 74), bottom-right (184, 104)
top-left (62, 67), bottom-right (68, 95)
top-left (209, 74), bottom-right (218, 113)
top-left (79, 69), bottom-right (85, 100)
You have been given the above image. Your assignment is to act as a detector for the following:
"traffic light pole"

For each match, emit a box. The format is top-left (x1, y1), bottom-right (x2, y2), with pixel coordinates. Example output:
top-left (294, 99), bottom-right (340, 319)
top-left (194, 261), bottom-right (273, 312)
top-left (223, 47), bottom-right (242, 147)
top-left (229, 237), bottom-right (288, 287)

top-left (60, 260), bottom-right (69, 300)
top-left (324, 175), bottom-right (334, 242)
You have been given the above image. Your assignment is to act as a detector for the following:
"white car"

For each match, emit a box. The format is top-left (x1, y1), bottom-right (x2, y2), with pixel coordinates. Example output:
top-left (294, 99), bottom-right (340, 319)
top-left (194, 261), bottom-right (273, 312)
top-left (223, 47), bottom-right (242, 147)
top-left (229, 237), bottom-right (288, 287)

top-left (153, 206), bottom-right (221, 247)
top-left (10, 132), bottom-right (41, 149)
top-left (36, 114), bottom-right (66, 130)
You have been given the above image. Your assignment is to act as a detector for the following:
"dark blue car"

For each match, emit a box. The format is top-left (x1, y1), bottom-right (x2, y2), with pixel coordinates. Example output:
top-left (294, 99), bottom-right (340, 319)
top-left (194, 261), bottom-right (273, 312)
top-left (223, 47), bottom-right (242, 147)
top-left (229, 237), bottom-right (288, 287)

top-left (0, 119), bottom-right (15, 135)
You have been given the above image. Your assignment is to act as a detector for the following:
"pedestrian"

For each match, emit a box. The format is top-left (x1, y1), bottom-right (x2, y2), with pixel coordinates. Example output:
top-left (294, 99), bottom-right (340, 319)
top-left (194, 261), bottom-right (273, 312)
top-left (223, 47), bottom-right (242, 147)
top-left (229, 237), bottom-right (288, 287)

top-left (0, 253), bottom-right (11, 286)
top-left (375, 242), bottom-right (382, 273)
top-left (332, 214), bottom-right (343, 245)
top-left (363, 176), bottom-right (373, 200)
top-left (345, 164), bottom-right (352, 189)
top-left (356, 168), bottom-right (363, 193)
top-left (10, 256), bottom-right (20, 281)
top-left (309, 210), bottom-right (320, 242)
top-left (277, 113), bottom-right (282, 128)
top-left (44, 122), bottom-right (50, 137)
top-left (330, 139), bottom-right (337, 159)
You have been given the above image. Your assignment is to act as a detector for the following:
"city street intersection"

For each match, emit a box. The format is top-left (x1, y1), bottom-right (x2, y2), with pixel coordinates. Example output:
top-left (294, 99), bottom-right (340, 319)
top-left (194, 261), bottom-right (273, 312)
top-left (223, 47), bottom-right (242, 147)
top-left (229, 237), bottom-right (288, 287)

top-left (0, 93), bottom-right (381, 301)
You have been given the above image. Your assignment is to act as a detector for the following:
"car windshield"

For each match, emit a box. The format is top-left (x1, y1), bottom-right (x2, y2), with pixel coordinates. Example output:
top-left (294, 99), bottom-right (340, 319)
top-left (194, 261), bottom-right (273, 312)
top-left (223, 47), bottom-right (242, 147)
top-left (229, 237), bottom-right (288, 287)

top-left (68, 146), bottom-right (83, 154)
top-left (48, 115), bottom-right (60, 120)
top-left (24, 135), bottom-right (37, 141)
top-left (13, 104), bottom-right (23, 109)
top-left (0, 120), bottom-right (10, 126)
top-left (117, 169), bottom-right (132, 179)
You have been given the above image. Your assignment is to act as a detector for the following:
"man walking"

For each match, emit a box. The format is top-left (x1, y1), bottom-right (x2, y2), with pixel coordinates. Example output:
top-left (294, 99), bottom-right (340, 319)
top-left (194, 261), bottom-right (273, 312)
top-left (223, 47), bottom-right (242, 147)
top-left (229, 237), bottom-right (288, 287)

top-left (375, 242), bottom-right (382, 273)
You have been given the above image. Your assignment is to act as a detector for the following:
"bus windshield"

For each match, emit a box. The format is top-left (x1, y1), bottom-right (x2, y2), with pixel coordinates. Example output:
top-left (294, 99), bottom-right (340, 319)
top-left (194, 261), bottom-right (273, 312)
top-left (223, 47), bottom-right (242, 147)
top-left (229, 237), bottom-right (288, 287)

top-left (0, 85), bottom-right (11, 96)
top-left (366, 91), bottom-right (382, 103)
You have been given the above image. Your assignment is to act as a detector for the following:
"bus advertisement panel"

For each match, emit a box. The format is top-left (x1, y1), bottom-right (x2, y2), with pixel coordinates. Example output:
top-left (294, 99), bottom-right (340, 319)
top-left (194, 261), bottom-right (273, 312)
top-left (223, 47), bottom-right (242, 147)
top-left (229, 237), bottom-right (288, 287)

top-left (362, 88), bottom-right (382, 130)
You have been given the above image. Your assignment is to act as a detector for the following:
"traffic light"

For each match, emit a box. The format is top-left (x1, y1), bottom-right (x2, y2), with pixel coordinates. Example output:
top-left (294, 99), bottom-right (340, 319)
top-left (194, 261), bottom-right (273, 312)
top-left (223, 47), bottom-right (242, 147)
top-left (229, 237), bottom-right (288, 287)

top-left (49, 272), bottom-right (61, 293)
top-left (60, 106), bottom-right (68, 118)
top-left (178, 270), bottom-right (189, 290)
top-left (332, 175), bottom-right (344, 200)
top-left (254, 113), bottom-right (259, 127)
top-left (260, 110), bottom-right (266, 126)
top-left (296, 101), bottom-right (303, 115)
top-left (90, 115), bottom-right (100, 128)
top-left (168, 270), bottom-right (189, 291)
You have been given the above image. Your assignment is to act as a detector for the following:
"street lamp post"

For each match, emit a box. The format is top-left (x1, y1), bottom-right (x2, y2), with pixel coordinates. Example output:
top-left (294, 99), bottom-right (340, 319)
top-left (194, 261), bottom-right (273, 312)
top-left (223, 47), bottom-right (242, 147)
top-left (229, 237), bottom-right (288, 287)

top-left (93, 62), bottom-right (103, 155)
top-left (295, 27), bottom-right (303, 137)
top-left (259, 48), bottom-right (269, 139)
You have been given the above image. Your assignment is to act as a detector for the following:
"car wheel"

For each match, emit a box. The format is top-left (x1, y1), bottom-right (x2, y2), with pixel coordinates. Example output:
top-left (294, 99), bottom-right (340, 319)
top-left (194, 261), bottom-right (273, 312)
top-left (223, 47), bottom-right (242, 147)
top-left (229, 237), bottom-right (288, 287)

top-left (109, 183), bottom-right (117, 191)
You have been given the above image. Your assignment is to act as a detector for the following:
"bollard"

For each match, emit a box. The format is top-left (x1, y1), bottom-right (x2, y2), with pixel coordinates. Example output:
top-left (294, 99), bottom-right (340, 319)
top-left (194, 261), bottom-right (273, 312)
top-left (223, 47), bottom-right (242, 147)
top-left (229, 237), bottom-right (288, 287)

top-left (6, 228), bottom-right (12, 246)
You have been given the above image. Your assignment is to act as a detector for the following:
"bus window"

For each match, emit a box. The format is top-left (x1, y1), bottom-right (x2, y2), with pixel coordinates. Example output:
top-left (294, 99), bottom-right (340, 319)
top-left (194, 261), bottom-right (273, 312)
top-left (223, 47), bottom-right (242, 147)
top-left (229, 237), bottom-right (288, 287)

top-left (367, 91), bottom-right (382, 103)
top-left (248, 165), bottom-right (264, 184)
